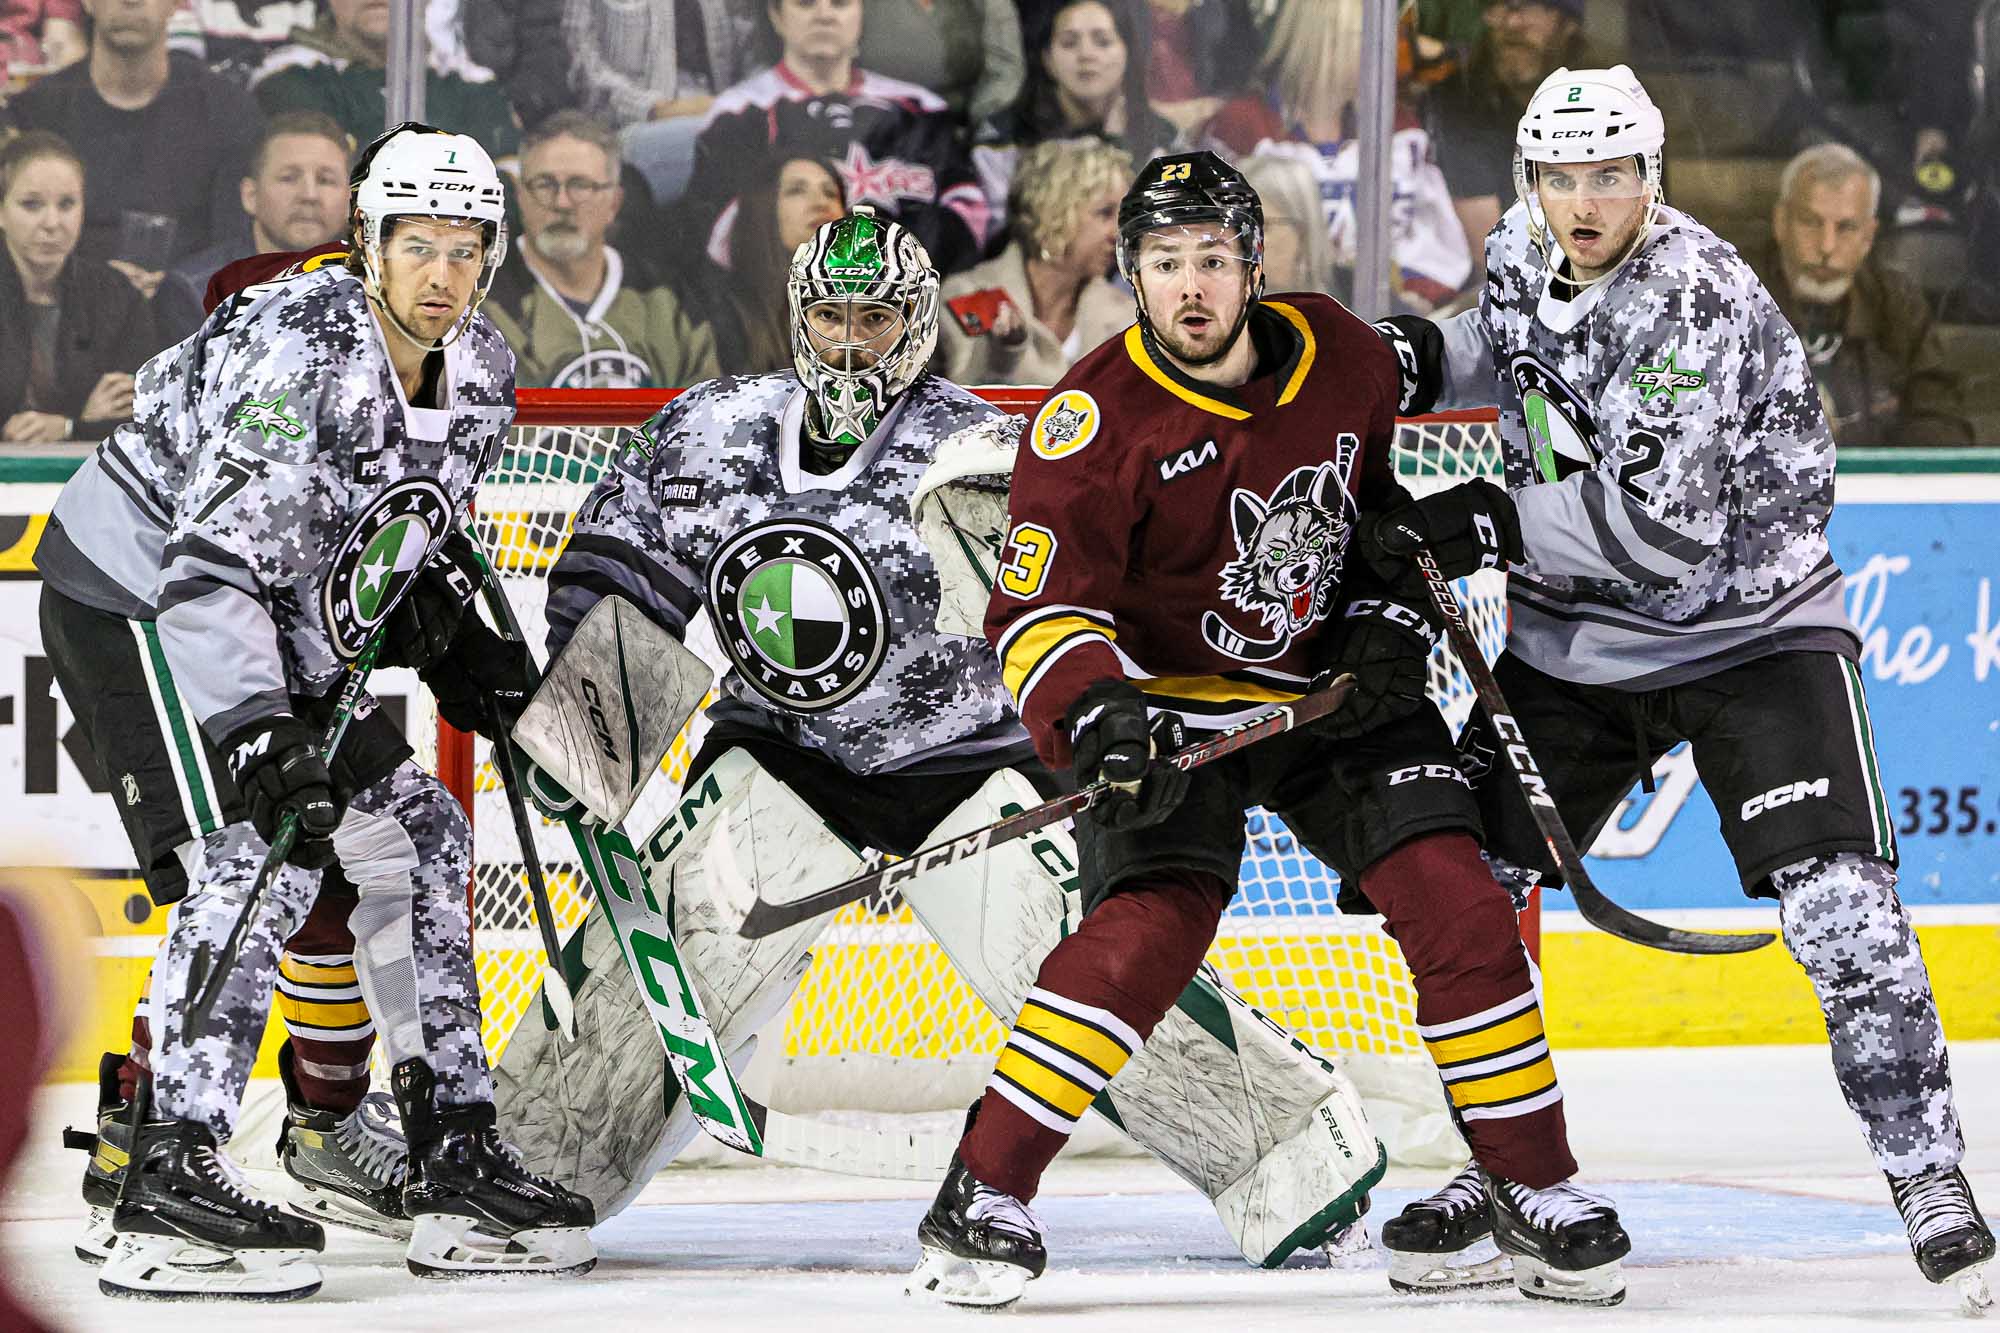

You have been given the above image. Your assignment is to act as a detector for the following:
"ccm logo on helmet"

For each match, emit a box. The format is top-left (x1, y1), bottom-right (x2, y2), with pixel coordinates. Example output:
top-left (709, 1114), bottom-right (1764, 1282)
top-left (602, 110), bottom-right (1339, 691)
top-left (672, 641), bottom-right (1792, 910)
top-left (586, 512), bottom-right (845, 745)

top-left (1388, 763), bottom-right (1471, 789)
top-left (1550, 129), bottom-right (1597, 139)
top-left (1741, 778), bottom-right (1829, 821)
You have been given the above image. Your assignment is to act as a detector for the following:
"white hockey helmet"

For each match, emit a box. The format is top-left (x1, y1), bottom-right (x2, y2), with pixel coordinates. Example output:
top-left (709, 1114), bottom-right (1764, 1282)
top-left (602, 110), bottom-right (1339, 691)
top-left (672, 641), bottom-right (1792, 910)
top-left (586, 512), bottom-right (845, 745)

top-left (350, 121), bottom-right (508, 349)
top-left (1512, 66), bottom-right (1666, 283)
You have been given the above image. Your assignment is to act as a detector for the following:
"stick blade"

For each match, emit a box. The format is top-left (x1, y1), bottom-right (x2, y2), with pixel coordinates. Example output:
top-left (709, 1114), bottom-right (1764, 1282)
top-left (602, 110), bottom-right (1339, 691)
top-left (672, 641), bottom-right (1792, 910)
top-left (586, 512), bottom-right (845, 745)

top-left (1571, 883), bottom-right (1777, 954)
top-left (542, 965), bottom-right (578, 1040)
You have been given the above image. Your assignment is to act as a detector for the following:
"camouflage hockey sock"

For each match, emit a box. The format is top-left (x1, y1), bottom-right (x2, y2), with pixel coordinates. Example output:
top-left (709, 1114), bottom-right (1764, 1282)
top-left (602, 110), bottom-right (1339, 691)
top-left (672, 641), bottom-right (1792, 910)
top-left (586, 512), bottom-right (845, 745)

top-left (1362, 833), bottom-right (1578, 1189)
top-left (959, 870), bottom-right (1231, 1201)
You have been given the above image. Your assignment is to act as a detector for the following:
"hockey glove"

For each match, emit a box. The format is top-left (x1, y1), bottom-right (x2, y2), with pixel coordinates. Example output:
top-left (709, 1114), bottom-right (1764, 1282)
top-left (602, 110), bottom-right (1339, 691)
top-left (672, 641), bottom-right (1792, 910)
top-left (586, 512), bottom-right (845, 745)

top-left (422, 618), bottom-right (539, 743)
top-left (1313, 598), bottom-right (1439, 740)
top-left (1066, 680), bottom-right (1191, 831)
top-left (378, 530), bottom-right (483, 671)
top-left (1372, 314), bottom-right (1446, 417)
top-left (1361, 478), bottom-right (1524, 583)
top-left (221, 715), bottom-right (345, 868)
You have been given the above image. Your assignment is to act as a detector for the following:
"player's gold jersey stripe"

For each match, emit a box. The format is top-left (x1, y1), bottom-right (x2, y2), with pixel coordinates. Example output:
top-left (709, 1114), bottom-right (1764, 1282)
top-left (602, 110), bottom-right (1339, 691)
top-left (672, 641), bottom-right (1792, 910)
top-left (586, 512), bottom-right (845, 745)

top-left (1123, 326), bottom-right (1252, 420)
top-left (994, 1048), bottom-right (1098, 1120)
top-left (1424, 1009), bottom-right (1546, 1068)
top-left (1265, 301), bottom-right (1318, 406)
top-left (1444, 1056), bottom-right (1558, 1110)
top-left (1135, 675), bottom-right (1303, 707)
top-left (1002, 615), bottom-right (1117, 702)
top-left (1016, 1001), bottom-right (1135, 1078)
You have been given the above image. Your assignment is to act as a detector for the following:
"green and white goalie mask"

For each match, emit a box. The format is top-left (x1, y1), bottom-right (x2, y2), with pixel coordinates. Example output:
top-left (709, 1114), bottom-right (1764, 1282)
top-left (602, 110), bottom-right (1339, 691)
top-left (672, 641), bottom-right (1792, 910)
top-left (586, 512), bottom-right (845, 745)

top-left (787, 208), bottom-right (940, 448)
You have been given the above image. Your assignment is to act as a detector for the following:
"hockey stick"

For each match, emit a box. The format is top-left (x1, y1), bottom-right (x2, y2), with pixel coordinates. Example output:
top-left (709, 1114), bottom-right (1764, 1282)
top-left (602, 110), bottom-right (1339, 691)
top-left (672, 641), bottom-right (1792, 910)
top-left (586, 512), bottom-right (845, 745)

top-left (186, 632), bottom-right (384, 1040)
top-left (465, 542), bottom-right (579, 1041)
top-left (564, 811), bottom-right (956, 1180)
top-left (738, 673), bottom-right (1359, 941)
top-left (1408, 547), bottom-right (1775, 955)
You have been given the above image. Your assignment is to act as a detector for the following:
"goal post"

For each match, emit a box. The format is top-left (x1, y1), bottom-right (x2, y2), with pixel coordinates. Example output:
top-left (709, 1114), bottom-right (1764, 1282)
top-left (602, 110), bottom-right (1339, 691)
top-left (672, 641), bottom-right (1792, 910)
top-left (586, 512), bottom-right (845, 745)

top-left (437, 386), bottom-right (1522, 1167)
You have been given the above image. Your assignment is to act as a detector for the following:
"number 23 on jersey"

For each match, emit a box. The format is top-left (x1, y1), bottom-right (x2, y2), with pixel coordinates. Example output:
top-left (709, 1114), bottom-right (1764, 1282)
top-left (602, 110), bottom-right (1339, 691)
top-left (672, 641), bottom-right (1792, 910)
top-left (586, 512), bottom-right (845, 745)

top-left (999, 522), bottom-right (1057, 598)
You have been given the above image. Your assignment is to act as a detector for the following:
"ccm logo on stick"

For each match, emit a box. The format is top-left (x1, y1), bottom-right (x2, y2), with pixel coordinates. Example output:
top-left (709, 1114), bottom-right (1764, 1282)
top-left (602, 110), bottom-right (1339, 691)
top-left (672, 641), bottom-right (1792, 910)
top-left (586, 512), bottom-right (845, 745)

top-left (1741, 778), bottom-right (1829, 821)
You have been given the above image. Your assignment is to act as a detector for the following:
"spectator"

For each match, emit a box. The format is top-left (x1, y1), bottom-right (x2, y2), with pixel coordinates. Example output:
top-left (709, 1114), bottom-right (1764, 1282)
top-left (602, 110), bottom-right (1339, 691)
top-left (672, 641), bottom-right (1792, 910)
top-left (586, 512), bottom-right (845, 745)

top-left (0, 0), bottom-right (86, 78)
top-left (250, 0), bottom-right (520, 159)
top-left (703, 151), bottom-right (844, 374)
top-left (1238, 148), bottom-right (1333, 294)
top-left (568, 0), bottom-right (752, 206)
top-left (463, 0), bottom-right (571, 130)
top-left (1140, 0), bottom-right (1260, 134)
top-left (935, 136), bottom-right (1130, 386)
top-left (486, 110), bottom-right (719, 389)
top-left (1763, 142), bottom-right (1974, 446)
top-left (975, 0), bottom-right (1179, 231)
top-left (1426, 0), bottom-right (1592, 278)
top-left (7, 0), bottom-right (262, 288)
top-left (1202, 0), bottom-right (1469, 313)
top-left (857, 0), bottom-right (1023, 122)
top-left (0, 132), bottom-right (157, 442)
top-left (166, 1), bottom-right (315, 85)
top-left (685, 0), bottom-right (989, 274)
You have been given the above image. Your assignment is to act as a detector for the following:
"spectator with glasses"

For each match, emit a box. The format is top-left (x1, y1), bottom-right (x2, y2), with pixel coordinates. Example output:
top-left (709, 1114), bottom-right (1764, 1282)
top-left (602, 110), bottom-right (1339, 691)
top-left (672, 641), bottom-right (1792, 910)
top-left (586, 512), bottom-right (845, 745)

top-left (487, 110), bottom-right (717, 389)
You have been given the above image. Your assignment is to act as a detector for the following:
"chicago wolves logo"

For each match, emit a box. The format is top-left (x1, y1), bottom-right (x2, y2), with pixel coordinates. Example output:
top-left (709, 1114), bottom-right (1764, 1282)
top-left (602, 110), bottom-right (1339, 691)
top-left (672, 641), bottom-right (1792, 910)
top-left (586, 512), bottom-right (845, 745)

top-left (1200, 443), bottom-right (1358, 663)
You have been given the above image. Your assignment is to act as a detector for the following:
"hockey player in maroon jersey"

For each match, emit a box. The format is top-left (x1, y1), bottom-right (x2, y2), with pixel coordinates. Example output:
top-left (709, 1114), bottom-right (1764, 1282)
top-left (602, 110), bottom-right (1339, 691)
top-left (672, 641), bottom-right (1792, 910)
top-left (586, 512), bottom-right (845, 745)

top-left (907, 153), bottom-right (1631, 1309)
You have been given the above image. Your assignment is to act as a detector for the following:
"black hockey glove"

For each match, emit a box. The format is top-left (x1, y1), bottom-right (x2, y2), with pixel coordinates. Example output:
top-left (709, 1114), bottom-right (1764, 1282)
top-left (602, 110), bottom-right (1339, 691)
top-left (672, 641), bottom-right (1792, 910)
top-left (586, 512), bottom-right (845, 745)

top-left (422, 617), bottom-right (539, 743)
top-left (1361, 478), bottom-right (1524, 583)
top-left (1372, 314), bottom-right (1446, 416)
top-left (220, 714), bottom-right (344, 868)
top-left (378, 530), bottom-right (483, 671)
top-left (1066, 680), bottom-right (1190, 831)
top-left (1313, 598), bottom-right (1439, 740)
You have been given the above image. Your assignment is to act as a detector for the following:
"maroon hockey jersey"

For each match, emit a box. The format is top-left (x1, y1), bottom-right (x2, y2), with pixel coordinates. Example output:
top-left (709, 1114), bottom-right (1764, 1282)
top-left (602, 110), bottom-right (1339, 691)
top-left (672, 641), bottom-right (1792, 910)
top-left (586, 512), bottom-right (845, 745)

top-left (984, 292), bottom-right (1404, 770)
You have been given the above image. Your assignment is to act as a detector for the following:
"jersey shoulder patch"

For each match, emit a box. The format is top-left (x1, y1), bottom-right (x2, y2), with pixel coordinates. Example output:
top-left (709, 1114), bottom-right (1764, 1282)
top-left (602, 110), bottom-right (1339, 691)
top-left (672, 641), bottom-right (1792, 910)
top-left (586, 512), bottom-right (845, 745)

top-left (1029, 388), bottom-right (1101, 461)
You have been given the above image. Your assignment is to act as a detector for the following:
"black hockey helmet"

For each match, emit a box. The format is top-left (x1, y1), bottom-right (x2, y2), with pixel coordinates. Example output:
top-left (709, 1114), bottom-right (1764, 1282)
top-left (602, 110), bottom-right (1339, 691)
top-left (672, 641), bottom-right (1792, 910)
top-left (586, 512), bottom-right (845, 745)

top-left (1116, 150), bottom-right (1264, 276)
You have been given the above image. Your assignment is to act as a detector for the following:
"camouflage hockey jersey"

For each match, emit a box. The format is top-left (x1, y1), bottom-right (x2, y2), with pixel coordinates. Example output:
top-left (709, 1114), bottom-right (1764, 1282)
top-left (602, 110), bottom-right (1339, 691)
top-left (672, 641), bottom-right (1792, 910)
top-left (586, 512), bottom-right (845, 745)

top-left (1433, 202), bottom-right (1860, 688)
top-left (544, 371), bottom-right (1030, 776)
top-left (40, 259), bottom-right (515, 741)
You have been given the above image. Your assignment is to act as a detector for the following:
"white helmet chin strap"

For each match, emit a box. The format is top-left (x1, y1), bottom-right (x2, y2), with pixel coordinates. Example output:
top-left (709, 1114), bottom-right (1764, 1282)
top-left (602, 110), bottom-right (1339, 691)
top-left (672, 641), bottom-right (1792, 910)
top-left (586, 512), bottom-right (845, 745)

top-left (1516, 156), bottom-right (1662, 294)
top-left (356, 223), bottom-right (496, 355)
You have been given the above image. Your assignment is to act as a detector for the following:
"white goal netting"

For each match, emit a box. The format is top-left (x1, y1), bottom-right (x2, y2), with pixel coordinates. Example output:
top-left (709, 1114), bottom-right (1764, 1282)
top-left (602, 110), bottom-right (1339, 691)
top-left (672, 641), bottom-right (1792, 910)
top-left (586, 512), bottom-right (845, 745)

top-left (446, 390), bottom-right (1513, 1165)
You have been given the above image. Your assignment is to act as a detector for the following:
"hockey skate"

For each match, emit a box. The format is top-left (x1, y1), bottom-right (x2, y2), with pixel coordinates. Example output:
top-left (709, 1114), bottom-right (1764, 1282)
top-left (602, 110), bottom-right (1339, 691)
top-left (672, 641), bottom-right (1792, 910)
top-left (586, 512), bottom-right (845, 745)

top-left (276, 1043), bottom-right (411, 1240)
top-left (1380, 1163), bottom-right (1512, 1294)
top-left (1890, 1165), bottom-right (1995, 1312)
top-left (393, 1058), bottom-right (596, 1278)
top-left (99, 1114), bottom-right (325, 1301)
top-left (908, 1151), bottom-right (1047, 1310)
top-left (1487, 1175), bottom-right (1629, 1306)
top-left (64, 1053), bottom-right (228, 1270)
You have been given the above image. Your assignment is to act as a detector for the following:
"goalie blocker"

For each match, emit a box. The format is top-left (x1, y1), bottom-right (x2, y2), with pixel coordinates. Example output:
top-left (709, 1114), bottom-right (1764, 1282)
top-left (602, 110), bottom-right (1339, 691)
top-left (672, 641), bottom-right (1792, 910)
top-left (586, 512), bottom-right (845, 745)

top-left (497, 725), bottom-right (1381, 1267)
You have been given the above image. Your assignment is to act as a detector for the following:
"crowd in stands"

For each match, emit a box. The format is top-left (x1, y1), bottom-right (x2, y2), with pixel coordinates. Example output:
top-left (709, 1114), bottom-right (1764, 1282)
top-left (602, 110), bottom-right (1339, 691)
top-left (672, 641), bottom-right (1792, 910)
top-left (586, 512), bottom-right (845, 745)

top-left (0, 0), bottom-right (1994, 445)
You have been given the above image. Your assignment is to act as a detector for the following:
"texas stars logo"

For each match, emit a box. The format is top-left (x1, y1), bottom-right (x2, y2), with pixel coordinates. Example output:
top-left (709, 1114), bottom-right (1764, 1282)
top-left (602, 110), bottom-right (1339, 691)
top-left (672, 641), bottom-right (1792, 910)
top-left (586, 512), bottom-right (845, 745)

top-left (706, 519), bottom-right (889, 711)
top-left (1511, 352), bottom-right (1603, 484)
top-left (320, 478), bottom-right (452, 661)
top-left (229, 392), bottom-right (305, 445)
top-left (1629, 350), bottom-right (1706, 405)
top-left (1030, 389), bottom-right (1100, 461)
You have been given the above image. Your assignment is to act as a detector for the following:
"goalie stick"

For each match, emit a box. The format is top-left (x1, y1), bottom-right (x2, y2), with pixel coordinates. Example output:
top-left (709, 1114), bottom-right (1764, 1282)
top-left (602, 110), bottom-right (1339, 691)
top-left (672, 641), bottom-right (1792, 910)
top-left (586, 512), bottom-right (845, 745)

top-left (1409, 547), bottom-right (1775, 956)
top-left (738, 674), bottom-right (1358, 941)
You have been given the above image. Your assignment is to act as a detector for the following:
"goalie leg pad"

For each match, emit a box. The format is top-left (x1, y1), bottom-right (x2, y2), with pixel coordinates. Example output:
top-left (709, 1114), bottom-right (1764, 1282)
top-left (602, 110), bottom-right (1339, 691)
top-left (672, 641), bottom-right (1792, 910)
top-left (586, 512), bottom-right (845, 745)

top-left (901, 771), bottom-right (1385, 1267)
top-left (495, 749), bottom-right (844, 1214)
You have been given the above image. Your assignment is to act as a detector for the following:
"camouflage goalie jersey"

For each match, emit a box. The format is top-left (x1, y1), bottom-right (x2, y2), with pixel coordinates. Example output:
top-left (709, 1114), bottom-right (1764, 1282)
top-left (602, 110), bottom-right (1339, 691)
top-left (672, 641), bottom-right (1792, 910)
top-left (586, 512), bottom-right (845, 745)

top-left (37, 259), bottom-right (515, 738)
top-left (1432, 203), bottom-right (1861, 688)
top-left (546, 372), bottom-right (1031, 776)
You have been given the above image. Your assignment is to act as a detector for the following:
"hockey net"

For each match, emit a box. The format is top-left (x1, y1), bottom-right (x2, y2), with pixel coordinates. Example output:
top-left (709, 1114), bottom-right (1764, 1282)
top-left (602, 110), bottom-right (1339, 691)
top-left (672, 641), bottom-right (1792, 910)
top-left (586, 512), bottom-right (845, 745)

top-left (443, 388), bottom-right (1518, 1166)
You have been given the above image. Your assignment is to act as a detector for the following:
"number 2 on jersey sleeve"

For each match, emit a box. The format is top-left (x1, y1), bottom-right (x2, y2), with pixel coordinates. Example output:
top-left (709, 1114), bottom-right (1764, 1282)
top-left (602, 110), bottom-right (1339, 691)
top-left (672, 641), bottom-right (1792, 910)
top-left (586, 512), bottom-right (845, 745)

top-left (998, 522), bottom-right (1058, 598)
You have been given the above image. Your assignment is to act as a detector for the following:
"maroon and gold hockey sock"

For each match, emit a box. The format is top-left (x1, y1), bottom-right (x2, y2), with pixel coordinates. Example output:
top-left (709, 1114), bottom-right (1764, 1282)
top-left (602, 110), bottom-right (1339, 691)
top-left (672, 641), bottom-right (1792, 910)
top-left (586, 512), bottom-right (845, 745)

top-left (1361, 832), bottom-right (1577, 1188)
top-left (275, 878), bottom-right (373, 1113)
top-left (959, 870), bottom-right (1232, 1202)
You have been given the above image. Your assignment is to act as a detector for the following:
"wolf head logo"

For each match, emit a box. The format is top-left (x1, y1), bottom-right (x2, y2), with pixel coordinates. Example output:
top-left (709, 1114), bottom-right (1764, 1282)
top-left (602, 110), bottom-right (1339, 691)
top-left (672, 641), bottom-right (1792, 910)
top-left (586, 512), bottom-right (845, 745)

top-left (1200, 460), bottom-right (1360, 660)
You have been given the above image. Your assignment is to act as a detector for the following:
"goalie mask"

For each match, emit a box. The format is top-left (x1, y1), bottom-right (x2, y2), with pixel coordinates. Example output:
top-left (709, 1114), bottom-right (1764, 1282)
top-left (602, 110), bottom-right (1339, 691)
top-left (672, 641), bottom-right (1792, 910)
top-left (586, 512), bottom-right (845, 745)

top-left (350, 121), bottom-right (508, 350)
top-left (787, 208), bottom-right (940, 449)
top-left (1117, 151), bottom-right (1265, 363)
top-left (1513, 65), bottom-right (1665, 288)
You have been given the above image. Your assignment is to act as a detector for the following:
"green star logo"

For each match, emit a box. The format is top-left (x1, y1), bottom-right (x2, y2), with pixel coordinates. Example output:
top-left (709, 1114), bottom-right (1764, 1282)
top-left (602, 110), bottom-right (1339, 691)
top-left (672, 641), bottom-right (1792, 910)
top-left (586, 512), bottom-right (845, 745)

top-left (229, 392), bottom-right (305, 444)
top-left (1629, 351), bottom-right (1706, 405)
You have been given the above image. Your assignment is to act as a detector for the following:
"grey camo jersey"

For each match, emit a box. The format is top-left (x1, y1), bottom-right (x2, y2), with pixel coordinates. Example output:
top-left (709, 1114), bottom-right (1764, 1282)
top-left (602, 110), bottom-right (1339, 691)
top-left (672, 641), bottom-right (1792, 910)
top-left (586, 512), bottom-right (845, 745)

top-left (1433, 203), bottom-right (1861, 688)
top-left (107, 264), bottom-right (514, 740)
top-left (545, 371), bottom-right (1029, 776)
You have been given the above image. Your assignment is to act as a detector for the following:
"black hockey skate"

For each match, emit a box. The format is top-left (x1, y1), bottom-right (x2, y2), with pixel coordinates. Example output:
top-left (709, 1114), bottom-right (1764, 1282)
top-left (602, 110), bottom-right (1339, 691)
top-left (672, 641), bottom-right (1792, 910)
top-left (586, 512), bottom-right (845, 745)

top-left (99, 1115), bottom-right (325, 1301)
top-left (1487, 1175), bottom-right (1630, 1306)
top-left (1380, 1163), bottom-right (1512, 1294)
top-left (908, 1149), bottom-right (1047, 1310)
top-left (276, 1042), bottom-right (411, 1240)
top-left (1890, 1165), bottom-right (1995, 1311)
top-left (393, 1057), bottom-right (596, 1278)
top-left (64, 1051), bottom-right (133, 1265)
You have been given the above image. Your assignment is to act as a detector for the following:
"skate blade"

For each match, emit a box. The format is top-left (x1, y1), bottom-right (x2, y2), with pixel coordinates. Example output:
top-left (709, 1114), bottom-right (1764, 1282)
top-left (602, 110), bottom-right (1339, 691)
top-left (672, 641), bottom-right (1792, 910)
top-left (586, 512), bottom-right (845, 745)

top-left (99, 1235), bottom-right (321, 1301)
top-left (1508, 1251), bottom-right (1626, 1306)
top-left (1955, 1259), bottom-right (1993, 1315)
top-left (79, 1211), bottom-right (230, 1270)
top-left (405, 1214), bottom-right (596, 1278)
top-left (287, 1183), bottom-right (414, 1241)
top-left (1386, 1239), bottom-right (1514, 1294)
top-left (905, 1245), bottom-right (1031, 1309)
